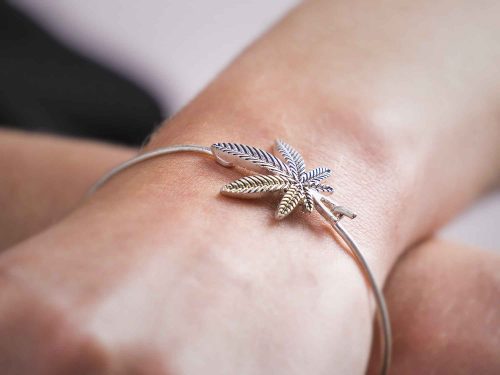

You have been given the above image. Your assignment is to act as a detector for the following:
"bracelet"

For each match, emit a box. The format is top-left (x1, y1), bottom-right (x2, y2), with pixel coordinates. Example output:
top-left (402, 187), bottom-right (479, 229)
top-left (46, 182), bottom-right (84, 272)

top-left (88, 139), bottom-right (392, 375)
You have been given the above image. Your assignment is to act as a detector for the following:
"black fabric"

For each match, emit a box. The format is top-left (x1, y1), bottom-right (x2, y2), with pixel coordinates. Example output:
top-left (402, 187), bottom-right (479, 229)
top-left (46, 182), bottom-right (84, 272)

top-left (0, 2), bottom-right (164, 145)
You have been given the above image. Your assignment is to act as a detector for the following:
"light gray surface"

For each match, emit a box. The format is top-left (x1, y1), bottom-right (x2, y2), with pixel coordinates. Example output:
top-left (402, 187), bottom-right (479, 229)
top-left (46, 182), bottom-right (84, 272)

top-left (13, 0), bottom-right (500, 249)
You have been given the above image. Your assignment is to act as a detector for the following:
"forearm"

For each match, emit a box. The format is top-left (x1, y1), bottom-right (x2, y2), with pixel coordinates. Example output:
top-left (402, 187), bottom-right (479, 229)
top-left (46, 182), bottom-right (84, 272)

top-left (376, 240), bottom-right (500, 374)
top-left (0, 128), bottom-right (133, 250)
top-left (144, 0), bottom-right (500, 264)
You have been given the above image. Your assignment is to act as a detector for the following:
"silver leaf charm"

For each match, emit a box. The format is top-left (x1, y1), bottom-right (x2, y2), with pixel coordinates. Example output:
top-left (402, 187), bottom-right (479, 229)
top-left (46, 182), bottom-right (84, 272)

top-left (212, 140), bottom-right (336, 219)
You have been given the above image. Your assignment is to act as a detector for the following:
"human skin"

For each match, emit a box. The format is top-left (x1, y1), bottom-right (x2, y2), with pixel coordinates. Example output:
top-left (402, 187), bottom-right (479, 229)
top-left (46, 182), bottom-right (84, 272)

top-left (0, 129), bottom-right (132, 251)
top-left (1, 129), bottom-right (499, 374)
top-left (1, 0), bottom-right (500, 373)
top-left (379, 240), bottom-right (500, 375)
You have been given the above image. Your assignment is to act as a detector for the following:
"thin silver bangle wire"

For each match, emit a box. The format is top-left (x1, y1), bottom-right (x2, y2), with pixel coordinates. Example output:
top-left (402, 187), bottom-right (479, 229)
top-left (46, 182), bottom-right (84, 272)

top-left (87, 144), bottom-right (391, 375)
top-left (334, 222), bottom-right (391, 374)
top-left (311, 190), bottom-right (390, 375)
top-left (87, 145), bottom-right (212, 196)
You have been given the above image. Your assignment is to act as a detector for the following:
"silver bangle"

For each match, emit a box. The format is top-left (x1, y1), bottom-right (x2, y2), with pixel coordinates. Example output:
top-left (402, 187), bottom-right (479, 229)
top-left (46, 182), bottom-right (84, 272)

top-left (88, 139), bottom-right (392, 375)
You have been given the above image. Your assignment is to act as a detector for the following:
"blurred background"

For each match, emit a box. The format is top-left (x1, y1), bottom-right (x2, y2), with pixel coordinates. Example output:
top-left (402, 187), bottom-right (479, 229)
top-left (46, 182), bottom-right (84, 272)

top-left (2, 0), bottom-right (499, 248)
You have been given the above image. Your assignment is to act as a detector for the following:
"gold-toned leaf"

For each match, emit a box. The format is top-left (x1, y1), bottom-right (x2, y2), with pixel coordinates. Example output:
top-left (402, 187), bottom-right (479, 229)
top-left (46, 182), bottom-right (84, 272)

top-left (221, 174), bottom-right (292, 197)
top-left (303, 189), bottom-right (314, 212)
top-left (276, 185), bottom-right (303, 219)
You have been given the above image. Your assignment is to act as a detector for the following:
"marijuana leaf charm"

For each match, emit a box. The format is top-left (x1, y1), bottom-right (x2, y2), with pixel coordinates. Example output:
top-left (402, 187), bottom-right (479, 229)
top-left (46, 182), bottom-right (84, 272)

top-left (211, 140), bottom-right (335, 219)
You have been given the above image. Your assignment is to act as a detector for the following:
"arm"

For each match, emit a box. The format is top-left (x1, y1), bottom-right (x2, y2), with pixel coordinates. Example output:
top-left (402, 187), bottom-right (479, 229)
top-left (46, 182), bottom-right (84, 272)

top-left (1, 0), bottom-right (500, 373)
top-left (1, 130), bottom-right (498, 373)
top-left (0, 128), bottom-right (133, 250)
top-left (374, 239), bottom-right (500, 374)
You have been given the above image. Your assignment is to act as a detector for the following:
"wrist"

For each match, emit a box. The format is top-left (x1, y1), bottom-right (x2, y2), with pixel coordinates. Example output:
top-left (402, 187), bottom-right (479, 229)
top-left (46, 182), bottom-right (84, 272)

top-left (143, 96), bottom-right (410, 273)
